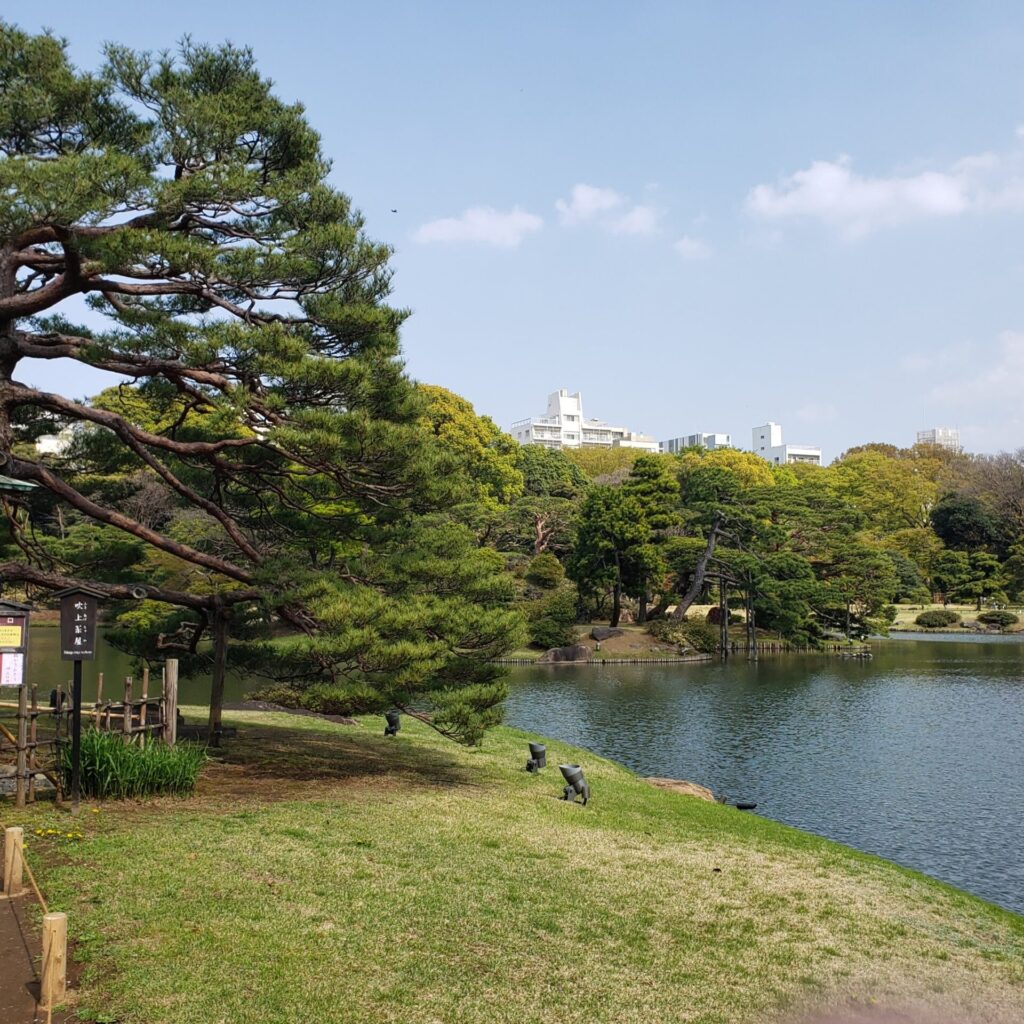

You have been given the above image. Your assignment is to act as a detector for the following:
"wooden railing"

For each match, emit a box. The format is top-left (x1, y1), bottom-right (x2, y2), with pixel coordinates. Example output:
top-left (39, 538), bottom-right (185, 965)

top-left (0, 659), bottom-right (179, 808)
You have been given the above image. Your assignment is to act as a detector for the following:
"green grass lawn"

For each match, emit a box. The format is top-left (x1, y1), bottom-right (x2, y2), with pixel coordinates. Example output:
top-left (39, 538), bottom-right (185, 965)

top-left (7, 709), bottom-right (1024, 1024)
top-left (890, 603), bottom-right (1024, 632)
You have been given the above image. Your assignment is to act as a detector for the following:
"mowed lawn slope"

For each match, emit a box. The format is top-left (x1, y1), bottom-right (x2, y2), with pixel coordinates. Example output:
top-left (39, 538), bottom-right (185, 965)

top-left (10, 710), bottom-right (1024, 1024)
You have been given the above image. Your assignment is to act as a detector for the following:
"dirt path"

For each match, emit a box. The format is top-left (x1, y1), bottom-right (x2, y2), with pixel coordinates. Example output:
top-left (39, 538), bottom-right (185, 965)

top-left (0, 895), bottom-right (46, 1023)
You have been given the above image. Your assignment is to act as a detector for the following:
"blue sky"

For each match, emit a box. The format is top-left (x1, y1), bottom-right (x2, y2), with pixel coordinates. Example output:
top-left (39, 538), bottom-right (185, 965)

top-left (17, 2), bottom-right (1024, 459)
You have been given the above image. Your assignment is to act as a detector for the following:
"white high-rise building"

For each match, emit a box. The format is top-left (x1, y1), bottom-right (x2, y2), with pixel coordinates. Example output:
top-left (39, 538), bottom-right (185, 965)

top-left (916, 427), bottom-right (961, 452)
top-left (752, 422), bottom-right (821, 466)
top-left (660, 433), bottom-right (731, 454)
top-left (510, 390), bottom-right (659, 452)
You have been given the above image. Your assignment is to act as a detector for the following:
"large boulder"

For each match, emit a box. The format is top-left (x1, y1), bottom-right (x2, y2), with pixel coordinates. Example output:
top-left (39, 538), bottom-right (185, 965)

top-left (645, 777), bottom-right (717, 802)
top-left (537, 644), bottom-right (592, 663)
top-left (590, 626), bottom-right (624, 641)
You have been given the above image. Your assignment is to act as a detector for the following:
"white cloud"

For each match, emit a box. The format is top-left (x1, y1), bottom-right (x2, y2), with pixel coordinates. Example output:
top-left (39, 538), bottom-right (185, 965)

top-left (900, 330), bottom-right (1024, 451)
top-left (673, 235), bottom-right (711, 260)
top-left (746, 156), bottom-right (970, 238)
top-left (554, 184), bottom-right (625, 225)
top-left (610, 205), bottom-right (661, 236)
top-left (413, 206), bottom-right (543, 248)
top-left (746, 129), bottom-right (1024, 238)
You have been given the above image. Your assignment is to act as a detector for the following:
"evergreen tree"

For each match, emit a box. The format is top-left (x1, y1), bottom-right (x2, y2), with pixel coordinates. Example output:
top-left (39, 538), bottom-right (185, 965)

top-left (0, 25), bottom-right (518, 743)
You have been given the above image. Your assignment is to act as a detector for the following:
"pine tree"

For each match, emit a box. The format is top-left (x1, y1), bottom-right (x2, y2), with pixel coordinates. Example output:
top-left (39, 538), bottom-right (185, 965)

top-left (0, 24), bottom-right (519, 743)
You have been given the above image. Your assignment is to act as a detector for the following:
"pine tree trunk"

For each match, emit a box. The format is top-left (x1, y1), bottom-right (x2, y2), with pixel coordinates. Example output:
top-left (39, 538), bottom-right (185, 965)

top-left (208, 604), bottom-right (229, 747)
top-left (671, 513), bottom-right (725, 621)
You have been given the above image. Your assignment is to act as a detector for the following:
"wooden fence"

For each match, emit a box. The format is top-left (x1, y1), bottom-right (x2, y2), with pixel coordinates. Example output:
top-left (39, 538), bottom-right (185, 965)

top-left (0, 659), bottom-right (179, 808)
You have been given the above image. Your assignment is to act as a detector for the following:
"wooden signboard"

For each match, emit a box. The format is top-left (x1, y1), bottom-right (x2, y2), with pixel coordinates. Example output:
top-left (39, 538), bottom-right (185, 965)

top-left (60, 590), bottom-right (98, 661)
top-left (0, 652), bottom-right (24, 687)
top-left (0, 601), bottom-right (30, 687)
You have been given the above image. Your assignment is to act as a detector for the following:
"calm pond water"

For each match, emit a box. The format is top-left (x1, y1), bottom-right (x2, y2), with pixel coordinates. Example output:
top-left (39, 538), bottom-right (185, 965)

top-left (16, 627), bottom-right (253, 706)
top-left (504, 636), bottom-right (1024, 916)
top-left (7, 629), bottom-right (1023, 915)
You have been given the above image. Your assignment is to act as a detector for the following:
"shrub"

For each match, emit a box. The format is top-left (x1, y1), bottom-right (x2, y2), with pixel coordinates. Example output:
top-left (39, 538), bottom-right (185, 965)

top-left (648, 617), bottom-right (719, 654)
top-left (525, 553), bottom-right (564, 589)
top-left (527, 585), bottom-right (578, 648)
top-left (977, 610), bottom-right (1019, 628)
top-left (60, 730), bottom-right (206, 799)
top-left (915, 609), bottom-right (961, 628)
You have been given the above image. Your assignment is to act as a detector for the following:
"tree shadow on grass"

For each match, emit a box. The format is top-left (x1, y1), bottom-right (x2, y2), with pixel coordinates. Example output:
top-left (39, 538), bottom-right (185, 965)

top-left (200, 721), bottom-right (480, 802)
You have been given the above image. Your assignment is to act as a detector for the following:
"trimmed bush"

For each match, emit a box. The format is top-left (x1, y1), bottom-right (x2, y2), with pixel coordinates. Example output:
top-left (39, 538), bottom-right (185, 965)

top-left (915, 609), bottom-right (961, 628)
top-left (977, 610), bottom-right (1019, 628)
top-left (60, 729), bottom-right (206, 799)
top-left (527, 585), bottom-right (578, 649)
top-left (648, 617), bottom-right (719, 654)
top-left (525, 553), bottom-right (564, 589)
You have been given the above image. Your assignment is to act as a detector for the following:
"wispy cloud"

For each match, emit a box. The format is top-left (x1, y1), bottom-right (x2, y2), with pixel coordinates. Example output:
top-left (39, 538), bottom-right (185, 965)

top-left (747, 137), bottom-right (1024, 238)
top-left (610, 205), bottom-right (661, 236)
top-left (413, 206), bottom-right (543, 247)
top-left (928, 330), bottom-right (1024, 404)
top-left (555, 184), bottom-right (625, 225)
top-left (673, 235), bottom-right (711, 260)
top-left (555, 184), bottom-right (662, 236)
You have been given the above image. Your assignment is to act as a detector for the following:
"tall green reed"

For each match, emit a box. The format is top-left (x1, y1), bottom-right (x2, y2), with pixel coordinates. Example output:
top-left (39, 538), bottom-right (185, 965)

top-left (59, 729), bottom-right (206, 799)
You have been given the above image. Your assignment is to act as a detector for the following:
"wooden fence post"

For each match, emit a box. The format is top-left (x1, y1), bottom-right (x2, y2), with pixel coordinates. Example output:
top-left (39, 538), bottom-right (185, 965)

top-left (163, 659), bottom-right (178, 746)
top-left (3, 825), bottom-right (23, 896)
top-left (41, 911), bottom-right (67, 1008)
top-left (94, 671), bottom-right (104, 726)
top-left (28, 685), bottom-right (37, 803)
top-left (139, 665), bottom-right (149, 744)
top-left (123, 676), bottom-right (133, 739)
top-left (15, 684), bottom-right (27, 808)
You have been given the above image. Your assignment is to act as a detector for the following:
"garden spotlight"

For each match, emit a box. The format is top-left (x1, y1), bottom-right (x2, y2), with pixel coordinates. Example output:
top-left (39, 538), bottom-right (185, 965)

top-left (525, 742), bottom-right (546, 773)
top-left (559, 763), bottom-right (590, 805)
top-left (384, 710), bottom-right (401, 737)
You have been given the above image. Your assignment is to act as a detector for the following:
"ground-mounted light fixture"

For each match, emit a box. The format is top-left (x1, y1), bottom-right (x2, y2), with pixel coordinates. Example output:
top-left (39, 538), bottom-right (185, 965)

top-left (559, 763), bottom-right (590, 805)
top-left (525, 742), bottom-right (546, 773)
top-left (384, 710), bottom-right (401, 737)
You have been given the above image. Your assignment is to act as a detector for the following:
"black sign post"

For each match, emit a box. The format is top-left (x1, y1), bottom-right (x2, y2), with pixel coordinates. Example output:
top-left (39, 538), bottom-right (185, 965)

top-left (56, 587), bottom-right (102, 813)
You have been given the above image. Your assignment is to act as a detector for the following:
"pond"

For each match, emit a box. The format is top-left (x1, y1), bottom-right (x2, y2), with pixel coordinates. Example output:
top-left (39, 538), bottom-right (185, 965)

top-left (7, 628), bottom-right (1023, 916)
top-left (503, 636), bottom-right (1024, 916)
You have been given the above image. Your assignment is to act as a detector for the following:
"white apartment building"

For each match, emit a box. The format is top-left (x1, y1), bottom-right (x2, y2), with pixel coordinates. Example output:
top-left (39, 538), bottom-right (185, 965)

top-left (916, 427), bottom-right (961, 452)
top-left (752, 422), bottom-right (821, 466)
top-left (660, 432), bottom-right (732, 454)
top-left (510, 390), bottom-right (659, 452)
top-left (35, 427), bottom-right (75, 457)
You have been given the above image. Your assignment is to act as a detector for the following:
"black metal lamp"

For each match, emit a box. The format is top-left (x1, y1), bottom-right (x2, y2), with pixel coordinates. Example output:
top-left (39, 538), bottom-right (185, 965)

top-left (384, 710), bottom-right (401, 737)
top-left (525, 741), bottom-right (546, 773)
top-left (559, 763), bottom-right (590, 805)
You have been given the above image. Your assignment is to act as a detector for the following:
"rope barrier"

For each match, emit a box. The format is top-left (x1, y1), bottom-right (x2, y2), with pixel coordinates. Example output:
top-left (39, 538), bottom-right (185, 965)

top-left (2, 816), bottom-right (50, 914)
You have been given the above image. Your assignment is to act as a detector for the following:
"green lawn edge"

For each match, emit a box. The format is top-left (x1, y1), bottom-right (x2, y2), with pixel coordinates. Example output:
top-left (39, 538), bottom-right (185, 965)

top-left (7, 707), bottom-right (1023, 1024)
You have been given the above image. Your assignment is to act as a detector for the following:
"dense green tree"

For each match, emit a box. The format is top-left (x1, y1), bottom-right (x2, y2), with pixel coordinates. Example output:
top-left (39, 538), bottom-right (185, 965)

top-left (930, 493), bottom-right (998, 551)
top-left (959, 552), bottom-right (1007, 610)
top-left (931, 550), bottom-right (971, 606)
top-left (830, 448), bottom-right (937, 532)
top-left (621, 455), bottom-right (680, 621)
top-left (517, 444), bottom-right (589, 499)
top-left (1003, 539), bottom-right (1024, 600)
top-left (569, 487), bottom-right (648, 626)
top-left (0, 26), bottom-right (518, 743)
top-left (417, 384), bottom-right (523, 507)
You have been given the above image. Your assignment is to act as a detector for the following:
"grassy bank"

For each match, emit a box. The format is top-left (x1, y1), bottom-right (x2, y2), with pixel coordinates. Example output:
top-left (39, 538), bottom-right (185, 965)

top-left (6, 710), bottom-right (1024, 1024)
top-left (889, 603), bottom-right (1024, 634)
